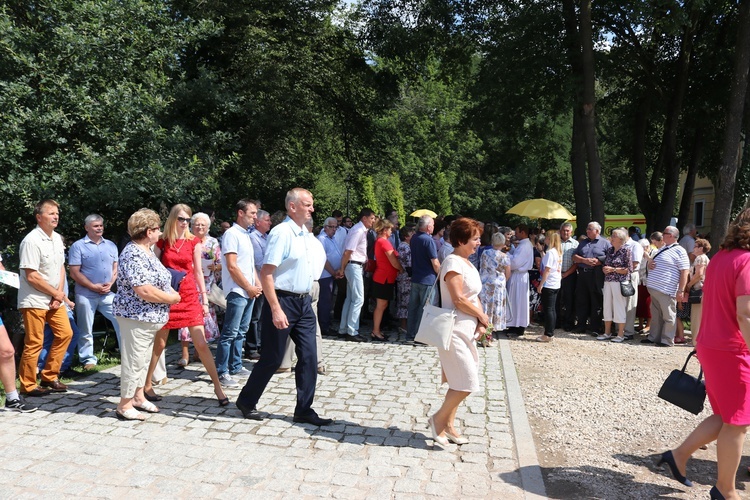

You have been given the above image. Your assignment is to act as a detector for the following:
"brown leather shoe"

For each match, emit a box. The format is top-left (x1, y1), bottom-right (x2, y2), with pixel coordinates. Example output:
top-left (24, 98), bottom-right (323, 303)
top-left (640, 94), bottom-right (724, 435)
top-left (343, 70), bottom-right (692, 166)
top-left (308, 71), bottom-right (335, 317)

top-left (275, 367), bottom-right (290, 374)
top-left (22, 386), bottom-right (52, 397)
top-left (83, 364), bottom-right (96, 370)
top-left (40, 379), bottom-right (68, 392)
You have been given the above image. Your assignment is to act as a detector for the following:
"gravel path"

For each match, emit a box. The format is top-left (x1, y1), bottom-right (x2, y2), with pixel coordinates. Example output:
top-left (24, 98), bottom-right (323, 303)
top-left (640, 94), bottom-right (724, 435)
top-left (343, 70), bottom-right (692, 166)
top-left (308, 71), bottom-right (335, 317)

top-left (508, 325), bottom-right (750, 499)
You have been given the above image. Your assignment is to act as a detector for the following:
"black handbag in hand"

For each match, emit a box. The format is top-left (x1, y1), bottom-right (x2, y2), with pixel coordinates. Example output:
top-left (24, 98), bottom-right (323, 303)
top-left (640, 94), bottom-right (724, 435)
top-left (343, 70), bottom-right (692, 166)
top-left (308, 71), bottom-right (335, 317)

top-left (620, 278), bottom-right (635, 297)
top-left (657, 350), bottom-right (706, 415)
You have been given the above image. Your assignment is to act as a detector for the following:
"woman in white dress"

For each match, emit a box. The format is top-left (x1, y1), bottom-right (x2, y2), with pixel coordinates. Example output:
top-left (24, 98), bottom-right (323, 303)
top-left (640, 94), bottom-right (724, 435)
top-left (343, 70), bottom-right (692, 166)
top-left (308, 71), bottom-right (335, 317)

top-left (428, 218), bottom-right (489, 447)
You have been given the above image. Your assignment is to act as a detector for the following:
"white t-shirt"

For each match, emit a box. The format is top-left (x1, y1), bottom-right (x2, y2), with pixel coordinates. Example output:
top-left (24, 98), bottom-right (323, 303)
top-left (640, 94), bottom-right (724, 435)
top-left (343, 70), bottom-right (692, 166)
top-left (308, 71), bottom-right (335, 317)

top-left (220, 223), bottom-right (256, 298)
top-left (541, 248), bottom-right (562, 290)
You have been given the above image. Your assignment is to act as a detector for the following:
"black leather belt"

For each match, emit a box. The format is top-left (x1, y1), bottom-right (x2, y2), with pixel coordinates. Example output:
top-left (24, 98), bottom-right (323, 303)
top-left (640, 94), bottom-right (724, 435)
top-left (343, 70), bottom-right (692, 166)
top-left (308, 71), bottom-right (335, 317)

top-left (275, 289), bottom-right (309, 299)
top-left (580, 267), bottom-right (594, 272)
top-left (349, 261), bottom-right (364, 266)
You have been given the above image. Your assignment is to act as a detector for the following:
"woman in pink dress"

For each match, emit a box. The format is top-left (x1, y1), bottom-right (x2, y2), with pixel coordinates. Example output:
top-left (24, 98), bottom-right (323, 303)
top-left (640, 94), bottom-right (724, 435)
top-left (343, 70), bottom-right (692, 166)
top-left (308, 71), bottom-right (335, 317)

top-left (428, 218), bottom-right (489, 447)
top-left (660, 208), bottom-right (750, 499)
top-left (143, 204), bottom-right (228, 407)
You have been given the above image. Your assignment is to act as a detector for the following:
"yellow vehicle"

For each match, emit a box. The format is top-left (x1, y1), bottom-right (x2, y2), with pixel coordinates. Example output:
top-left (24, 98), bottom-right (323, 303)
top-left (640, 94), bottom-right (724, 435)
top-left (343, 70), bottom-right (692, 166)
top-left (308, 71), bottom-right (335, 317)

top-left (569, 215), bottom-right (647, 237)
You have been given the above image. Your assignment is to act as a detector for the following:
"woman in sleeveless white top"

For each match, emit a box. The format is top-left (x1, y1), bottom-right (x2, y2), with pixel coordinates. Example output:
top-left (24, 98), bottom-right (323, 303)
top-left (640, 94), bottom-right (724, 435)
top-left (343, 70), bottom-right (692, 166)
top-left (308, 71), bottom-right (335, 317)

top-left (428, 218), bottom-right (489, 447)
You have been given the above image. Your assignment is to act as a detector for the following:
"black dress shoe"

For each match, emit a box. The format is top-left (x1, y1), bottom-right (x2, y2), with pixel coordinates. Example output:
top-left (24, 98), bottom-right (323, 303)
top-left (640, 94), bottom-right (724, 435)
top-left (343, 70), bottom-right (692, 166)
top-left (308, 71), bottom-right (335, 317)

top-left (640, 338), bottom-right (655, 344)
top-left (347, 334), bottom-right (366, 342)
top-left (624, 335), bottom-right (634, 341)
top-left (236, 401), bottom-right (263, 420)
top-left (40, 379), bottom-right (68, 392)
top-left (22, 386), bottom-right (52, 397)
top-left (572, 327), bottom-right (587, 333)
top-left (293, 412), bottom-right (333, 426)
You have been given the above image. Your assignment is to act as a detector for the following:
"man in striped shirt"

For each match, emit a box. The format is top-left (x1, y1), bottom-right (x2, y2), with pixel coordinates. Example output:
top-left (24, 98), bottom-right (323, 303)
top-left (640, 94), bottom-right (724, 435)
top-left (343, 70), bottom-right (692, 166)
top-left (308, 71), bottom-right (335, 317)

top-left (642, 226), bottom-right (690, 346)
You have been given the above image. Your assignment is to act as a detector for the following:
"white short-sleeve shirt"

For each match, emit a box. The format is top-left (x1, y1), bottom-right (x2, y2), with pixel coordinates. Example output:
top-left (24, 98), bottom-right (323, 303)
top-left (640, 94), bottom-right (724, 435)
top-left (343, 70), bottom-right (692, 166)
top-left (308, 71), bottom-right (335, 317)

top-left (18, 227), bottom-right (66, 309)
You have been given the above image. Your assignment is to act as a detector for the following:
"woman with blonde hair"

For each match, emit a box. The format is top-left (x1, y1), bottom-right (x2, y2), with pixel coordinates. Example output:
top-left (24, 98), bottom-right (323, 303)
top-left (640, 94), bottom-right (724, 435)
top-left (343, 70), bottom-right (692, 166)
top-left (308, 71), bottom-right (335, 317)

top-left (176, 213), bottom-right (222, 363)
top-left (478, 231), bottom-right (511, 340)
top-left (536, 231), bottom-right (562, 342)
top-left (685, 238), bottom-right (711, 344)
top-left (143, 204), bottom-right (229, 407)
top-left (371, 218), bottom-right (404, 340)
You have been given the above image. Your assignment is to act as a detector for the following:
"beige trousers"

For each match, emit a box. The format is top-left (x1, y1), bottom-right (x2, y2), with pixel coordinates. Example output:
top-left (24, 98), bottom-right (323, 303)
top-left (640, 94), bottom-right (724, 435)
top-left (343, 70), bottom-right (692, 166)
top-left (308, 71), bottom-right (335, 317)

top-left (116, 317), bottom-right (165, 398)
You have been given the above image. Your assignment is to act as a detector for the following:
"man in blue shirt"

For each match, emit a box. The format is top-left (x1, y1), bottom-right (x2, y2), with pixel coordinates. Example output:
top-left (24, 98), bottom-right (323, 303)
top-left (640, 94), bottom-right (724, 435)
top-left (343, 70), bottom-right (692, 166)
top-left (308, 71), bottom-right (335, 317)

top-left (69, 214), bottom-right (121, 369)
top-left (572, 221), bottom-right (611, 334)
top-left (406, 216), bottom-right (440, 343)
top-left (236, 188), bottom-right (332, 426)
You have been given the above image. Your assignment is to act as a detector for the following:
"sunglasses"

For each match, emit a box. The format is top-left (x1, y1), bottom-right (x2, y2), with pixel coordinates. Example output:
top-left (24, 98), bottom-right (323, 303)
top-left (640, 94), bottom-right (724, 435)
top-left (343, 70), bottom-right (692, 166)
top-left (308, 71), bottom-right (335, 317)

top-left (177, 217), bottom-right (191, 223)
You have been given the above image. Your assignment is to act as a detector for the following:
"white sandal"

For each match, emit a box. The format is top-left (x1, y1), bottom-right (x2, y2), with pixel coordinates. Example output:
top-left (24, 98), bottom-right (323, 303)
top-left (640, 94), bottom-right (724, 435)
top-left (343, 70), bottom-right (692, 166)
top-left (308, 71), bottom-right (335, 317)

top-left (177, 358), bottom-right (189, 367)
top-left (133, 400), bottom-right (160, 413)
top-left (116, 408), bottom-right (146, 421)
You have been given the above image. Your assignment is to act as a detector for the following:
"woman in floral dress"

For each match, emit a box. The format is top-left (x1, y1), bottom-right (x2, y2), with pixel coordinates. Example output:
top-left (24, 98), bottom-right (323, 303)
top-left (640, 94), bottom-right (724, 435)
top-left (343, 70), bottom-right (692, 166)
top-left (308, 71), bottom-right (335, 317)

top-left (396, 226), bottom-right (416, 337)
top-left (479, 232), bottom-right (511, 338)
top-left (178, 213), bottom-right (221, 363)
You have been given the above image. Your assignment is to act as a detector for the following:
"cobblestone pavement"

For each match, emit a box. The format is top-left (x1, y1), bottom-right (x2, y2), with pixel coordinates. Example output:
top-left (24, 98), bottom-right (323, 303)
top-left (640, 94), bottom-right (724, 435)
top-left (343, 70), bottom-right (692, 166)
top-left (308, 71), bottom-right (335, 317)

top-left (0, 333), bottom-right (540, 499)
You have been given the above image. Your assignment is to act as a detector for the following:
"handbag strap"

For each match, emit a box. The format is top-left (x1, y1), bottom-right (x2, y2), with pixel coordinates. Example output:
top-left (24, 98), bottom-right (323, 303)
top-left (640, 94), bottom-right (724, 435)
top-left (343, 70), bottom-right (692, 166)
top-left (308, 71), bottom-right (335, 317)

top-left (681, 349), bottom-right (704, 382)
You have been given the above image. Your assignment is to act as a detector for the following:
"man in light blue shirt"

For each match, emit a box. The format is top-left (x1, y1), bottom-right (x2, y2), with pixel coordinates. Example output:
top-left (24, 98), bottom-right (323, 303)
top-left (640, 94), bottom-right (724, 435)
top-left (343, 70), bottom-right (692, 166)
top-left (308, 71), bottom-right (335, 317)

top-left (236, 188), bottom-right (331, 426)
top-left (317, 217), bottom-right (343, 333)
top-left (216, 200), bottom-right (263, 387)
top-left (245, 209), bottom-right (271, 359)
top-left (69, 214), bottom-right (120, 368)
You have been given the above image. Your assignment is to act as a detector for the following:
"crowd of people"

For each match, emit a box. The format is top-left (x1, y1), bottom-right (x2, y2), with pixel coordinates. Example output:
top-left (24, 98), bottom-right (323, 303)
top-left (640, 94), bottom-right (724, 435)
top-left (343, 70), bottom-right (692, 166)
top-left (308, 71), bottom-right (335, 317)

top-left (4, 194), bottom-right (750, 496)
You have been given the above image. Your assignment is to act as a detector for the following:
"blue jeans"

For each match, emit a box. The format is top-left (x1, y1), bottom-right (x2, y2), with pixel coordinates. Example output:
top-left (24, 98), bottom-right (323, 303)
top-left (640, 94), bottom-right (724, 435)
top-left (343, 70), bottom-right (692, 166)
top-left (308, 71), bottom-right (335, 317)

top-left (339, 264), bottom-right (364, 336)
top-left (75, 292), bottom-right (121, 365)
top-left (38, 309), bottom-right (80, 373)
top-left (216, 292), bottom-right (254, 376)
top-left (406, 282), bottom-right (431, 340)
top-left (245, 294), bottom-right (264, 354)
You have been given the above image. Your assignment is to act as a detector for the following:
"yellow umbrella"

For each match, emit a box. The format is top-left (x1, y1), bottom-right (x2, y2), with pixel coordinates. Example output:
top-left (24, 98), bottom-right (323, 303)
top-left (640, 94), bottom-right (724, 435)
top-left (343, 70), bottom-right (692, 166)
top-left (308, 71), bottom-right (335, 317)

top-left (410, 209), bottom-right (437, 218)
top-left (505, 199), bottom-right (574, 220)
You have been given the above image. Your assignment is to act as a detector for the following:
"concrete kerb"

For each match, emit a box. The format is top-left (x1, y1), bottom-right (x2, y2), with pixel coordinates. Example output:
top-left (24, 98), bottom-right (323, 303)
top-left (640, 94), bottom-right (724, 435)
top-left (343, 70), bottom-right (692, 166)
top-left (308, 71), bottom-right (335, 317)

top-left (498, 338), bottom-right (548, 500)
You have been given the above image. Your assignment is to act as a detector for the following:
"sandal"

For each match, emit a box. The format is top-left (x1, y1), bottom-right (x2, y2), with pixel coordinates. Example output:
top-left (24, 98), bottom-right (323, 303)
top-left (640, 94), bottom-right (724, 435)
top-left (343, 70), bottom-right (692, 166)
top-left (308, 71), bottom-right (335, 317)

top-left (218, 397), bottom-right (230, 407)
top-left (144, 390), bottom-right (162, 402)
top-left (177, 358), bottom-right (189, 367)
top-left (116, 408), bottom-right (146, 421)
top-left (133, 400), bottom-right (160, 413)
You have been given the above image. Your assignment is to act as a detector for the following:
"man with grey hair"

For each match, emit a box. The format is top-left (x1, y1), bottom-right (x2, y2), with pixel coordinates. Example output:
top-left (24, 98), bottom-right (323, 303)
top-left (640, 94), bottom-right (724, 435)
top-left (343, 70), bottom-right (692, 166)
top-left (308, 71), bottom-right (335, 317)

top-left (406, 215), bottom-right (439, 343)
top-left (317, 216), bottom-right (343, 333)
top-left (557, 222), bottom-right (578, 330)
top-left (338, 207), bottom-right (376, 342)
top-left (679, 223), bottom-right (697, 263)
top-left (642, 226), bottom-right (690, 346)
top-left (245, 209), bottom-right (271, 359)
top-left (572, 221), bottom-right (611, 334)
top-left (69, 213), bottom-right (121, 369)
top-left (621, 227), bottom-right (644, 340)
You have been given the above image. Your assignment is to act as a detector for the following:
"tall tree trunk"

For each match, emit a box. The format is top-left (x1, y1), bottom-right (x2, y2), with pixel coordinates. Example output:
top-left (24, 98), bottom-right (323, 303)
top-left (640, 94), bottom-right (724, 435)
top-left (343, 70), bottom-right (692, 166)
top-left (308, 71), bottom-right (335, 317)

top-left (676, 127), bottom-right (705, 230)
top-left (563, 0), bottom-right (591, 232)
top-left (632, 94), bottom-right (655, 233)
top-left (711, 0), bottom-right (750, 252)
top-left (579, 0), bottom-right (605, 225)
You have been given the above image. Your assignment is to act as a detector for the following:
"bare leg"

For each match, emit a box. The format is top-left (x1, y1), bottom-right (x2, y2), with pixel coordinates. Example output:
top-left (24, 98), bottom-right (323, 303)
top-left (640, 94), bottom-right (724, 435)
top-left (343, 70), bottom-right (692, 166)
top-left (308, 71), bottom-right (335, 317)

top-left (181, 341), bottom-right (190, 361)
top-left (118, 387), bottom-right (151, 412)
top-left (432, 389), bottom-right (470, 437)
top-left (0, 325), bottom-right (17, 392)
top-left (675, 317), bottom-right (685, 341)
top-left (671, 414), bottom-right (723, 476)
top-left (715, 423), bottom-right (748, 499)
top-left (144, 328), bottom-right (169, 396)
top-left (190, 325), bottom-right (226, 401)
top-left (372, 299), bottom-right (388, 337)
top-left (604, 320), bottom-right (612, 335)
top-left (617, 322), bottom-right (625, 338)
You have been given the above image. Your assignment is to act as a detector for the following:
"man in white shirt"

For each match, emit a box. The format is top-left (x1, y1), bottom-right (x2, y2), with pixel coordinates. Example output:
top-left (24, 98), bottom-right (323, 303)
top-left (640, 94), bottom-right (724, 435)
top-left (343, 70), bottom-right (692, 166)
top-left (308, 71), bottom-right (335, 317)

top-left (679, 223), bottom-right (697, 264)
top-left (215, 200), bottom-right (263, 387)
top-left (338, 208), bottom-right (376, 342)
top-left (506, 224), bottom-right (534, 336)
top-left (17, 199), bottom-right (73, 396)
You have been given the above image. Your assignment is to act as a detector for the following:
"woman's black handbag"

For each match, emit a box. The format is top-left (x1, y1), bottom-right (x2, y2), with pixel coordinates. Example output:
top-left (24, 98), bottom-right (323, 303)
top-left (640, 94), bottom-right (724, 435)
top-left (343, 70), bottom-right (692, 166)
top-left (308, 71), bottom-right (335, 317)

top-left (688, 287), bottom-right (703, 304)
top-left (620, 278), bottom-right (635, 297)
top-left (657, 350), bottom-right (706, 415)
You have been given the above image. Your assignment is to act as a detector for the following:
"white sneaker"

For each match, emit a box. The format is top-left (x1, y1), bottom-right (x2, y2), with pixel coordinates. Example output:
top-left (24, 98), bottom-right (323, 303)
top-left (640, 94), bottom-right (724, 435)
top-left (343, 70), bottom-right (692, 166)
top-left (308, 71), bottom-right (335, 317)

top-left (219, 373), bottom-right (239, 387)
top-left (611, 336), bottom-right (625, 343)
top-left (596, 334), bottom-right (612, 341)
top-left (231, 367), bottom-right (252, 378)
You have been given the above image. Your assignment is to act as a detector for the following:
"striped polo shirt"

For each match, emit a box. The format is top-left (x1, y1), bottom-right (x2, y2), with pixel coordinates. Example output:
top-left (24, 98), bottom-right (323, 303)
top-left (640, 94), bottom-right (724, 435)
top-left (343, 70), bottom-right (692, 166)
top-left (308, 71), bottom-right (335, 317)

top-left (646, 244), bottom-right (690, 297)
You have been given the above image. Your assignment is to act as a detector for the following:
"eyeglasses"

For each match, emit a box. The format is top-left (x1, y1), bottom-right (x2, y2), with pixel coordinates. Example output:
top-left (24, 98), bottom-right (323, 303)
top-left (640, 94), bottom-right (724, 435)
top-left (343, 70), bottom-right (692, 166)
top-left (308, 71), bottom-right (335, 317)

top-left (177, 217), bottom-right (191, 223)
top-left (325, 225), bottom-right (337, 229)
top-left (149, 226), bottom-right (161, 232)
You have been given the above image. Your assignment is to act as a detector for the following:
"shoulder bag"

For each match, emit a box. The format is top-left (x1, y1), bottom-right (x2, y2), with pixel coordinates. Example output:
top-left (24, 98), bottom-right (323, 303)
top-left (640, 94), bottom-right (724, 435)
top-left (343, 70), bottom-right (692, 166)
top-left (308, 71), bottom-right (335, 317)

top-left (688, 287), bottom-right (703, 304)
top-left (415, 272), bottom-right (456, 351)
top-left (620, 277), bottom-right (635, 297)
top-left (657, 350), bottom-right (706, 415)
top-left (207, 282), bottom-right (227, 310)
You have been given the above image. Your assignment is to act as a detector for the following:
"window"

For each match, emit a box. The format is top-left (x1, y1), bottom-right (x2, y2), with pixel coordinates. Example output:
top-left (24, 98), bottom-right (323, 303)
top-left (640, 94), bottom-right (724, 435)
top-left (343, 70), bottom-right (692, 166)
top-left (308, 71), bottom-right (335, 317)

top-left (694, 200), bottom-right (705, 227)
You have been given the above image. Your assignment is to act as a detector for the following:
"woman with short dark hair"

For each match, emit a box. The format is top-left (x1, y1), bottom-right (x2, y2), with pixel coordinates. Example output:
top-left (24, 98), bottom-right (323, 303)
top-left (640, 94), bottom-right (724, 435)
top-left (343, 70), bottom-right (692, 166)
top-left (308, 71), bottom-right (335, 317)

top-left (428, 218), bottom-right (489, 447)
